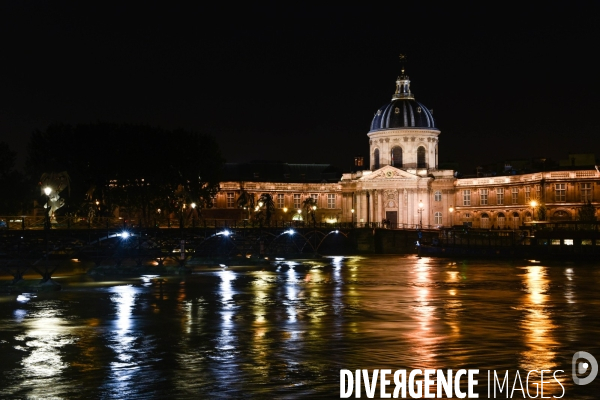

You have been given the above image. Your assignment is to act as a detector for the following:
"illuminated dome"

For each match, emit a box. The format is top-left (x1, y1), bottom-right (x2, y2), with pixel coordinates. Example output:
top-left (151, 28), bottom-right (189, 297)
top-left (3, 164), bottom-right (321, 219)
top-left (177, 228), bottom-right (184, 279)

top-left (369, 71), bottom-right (435, 131)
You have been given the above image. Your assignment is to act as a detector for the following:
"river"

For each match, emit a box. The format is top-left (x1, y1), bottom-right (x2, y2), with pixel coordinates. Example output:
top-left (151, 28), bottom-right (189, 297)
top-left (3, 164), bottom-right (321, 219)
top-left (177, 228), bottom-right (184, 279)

top-left (1, 255), bottom-right (599, 399)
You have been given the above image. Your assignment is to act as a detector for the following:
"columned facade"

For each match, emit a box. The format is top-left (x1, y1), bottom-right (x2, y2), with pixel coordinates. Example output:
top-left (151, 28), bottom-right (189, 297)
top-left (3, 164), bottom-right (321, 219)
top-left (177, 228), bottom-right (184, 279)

top-left (203, 63), bottom-right (600, 229)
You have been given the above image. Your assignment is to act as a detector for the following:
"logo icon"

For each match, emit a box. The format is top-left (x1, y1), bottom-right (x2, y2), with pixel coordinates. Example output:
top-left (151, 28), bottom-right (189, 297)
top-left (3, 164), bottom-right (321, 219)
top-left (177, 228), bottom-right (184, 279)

top-left (572, 351), bottom-right (598, 385)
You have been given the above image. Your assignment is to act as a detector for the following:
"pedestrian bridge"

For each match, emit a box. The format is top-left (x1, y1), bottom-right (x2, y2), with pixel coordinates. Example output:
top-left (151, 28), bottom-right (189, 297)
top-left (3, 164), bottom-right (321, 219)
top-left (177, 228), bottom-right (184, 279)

top-left (0, 224), bottom-right (356, 282)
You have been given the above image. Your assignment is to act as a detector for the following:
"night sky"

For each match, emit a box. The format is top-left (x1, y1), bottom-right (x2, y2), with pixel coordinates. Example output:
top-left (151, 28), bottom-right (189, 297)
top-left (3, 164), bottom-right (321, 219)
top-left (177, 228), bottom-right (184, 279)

top-left (2, 3), bottom-right (599, 174)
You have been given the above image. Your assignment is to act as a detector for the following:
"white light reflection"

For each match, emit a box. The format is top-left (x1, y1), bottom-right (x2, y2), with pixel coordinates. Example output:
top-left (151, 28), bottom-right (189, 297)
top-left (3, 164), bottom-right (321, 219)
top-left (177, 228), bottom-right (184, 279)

top-left (285, 262), bottom-right (300, 322)
top-left (13, 306), bottom-right (74, 400)
top-left (564, 268), bottom-right (575, 304)
top-left (140, 274), bottom-right (159, 287)
top-left (216, 270), bottom-right (237, 357)
top-left (17, 293), bottom-right (35, 303)
top-left (107, 285), bottom-right (144, 394)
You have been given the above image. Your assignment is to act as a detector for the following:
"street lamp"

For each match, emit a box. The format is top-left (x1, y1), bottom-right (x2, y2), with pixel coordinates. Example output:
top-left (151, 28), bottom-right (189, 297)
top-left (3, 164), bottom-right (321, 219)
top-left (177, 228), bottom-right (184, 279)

top-left (418, 199), bottom-right (424, 229)
top-left (449, 205), bottom-right (454, 227)
top-left (530, 200), bottom-right (538, 222)
top-left (191, 202), bottom-right (197, 228)
top-left (351, 208), bottom-right (355, 225)
top-left (43, 187), bottom-right (52, 229)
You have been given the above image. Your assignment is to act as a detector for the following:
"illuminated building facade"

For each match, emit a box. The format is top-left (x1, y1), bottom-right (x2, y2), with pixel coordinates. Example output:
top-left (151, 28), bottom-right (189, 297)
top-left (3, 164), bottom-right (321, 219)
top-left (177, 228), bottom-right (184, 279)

top-left (207, 65), bottom-right (600, 228)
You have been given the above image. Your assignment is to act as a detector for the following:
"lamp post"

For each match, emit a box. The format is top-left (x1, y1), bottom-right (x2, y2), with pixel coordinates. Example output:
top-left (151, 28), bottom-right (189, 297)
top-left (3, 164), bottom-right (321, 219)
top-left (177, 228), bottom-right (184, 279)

top-left (191, 202), bottom-right (196, 229)
top-left (530, 200), bottom-right (538, 222)
top-left (351, 208), bottom-right (355, 226)
top-left (43, 187), bottom-right (52, 230)
top-left (418, 199), bottom-right (424, 229)
top-left (449, 205), bottom-right (454, 227)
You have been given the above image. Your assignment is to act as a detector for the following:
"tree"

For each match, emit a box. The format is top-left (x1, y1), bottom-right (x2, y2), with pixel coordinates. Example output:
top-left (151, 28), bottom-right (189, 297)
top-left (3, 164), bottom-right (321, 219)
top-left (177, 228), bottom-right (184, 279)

top-left (257, 193), bottom-right (275, 224)
top-left (237, 187), bottom-right (255, 220)
top-left (26, 123), bottom-right (224, 224)
top-left (0, 142), bottom-right (28, 215)
top-left (302, 196), bottom-right (317, 225)
top-left (536, 202), bottom-right (547, 221)
top-left (578, 200), bottom-right (596, 222)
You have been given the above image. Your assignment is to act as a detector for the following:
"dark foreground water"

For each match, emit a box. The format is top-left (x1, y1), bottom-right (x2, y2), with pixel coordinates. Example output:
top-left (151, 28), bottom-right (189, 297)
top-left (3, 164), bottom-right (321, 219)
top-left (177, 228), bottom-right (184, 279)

top-left (1, 256), bottom-right (599, 399)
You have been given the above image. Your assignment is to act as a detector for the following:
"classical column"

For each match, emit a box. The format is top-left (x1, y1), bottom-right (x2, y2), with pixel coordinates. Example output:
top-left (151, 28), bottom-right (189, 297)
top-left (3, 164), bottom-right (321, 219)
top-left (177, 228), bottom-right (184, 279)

top-left (377, 190), bottom-right (382, 224)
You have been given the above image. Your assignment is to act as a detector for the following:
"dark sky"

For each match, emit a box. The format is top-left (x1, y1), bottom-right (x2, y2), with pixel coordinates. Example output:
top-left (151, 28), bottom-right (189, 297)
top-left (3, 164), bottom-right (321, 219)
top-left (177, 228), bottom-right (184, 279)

top-left (2, 3), bottom-right (599, 174)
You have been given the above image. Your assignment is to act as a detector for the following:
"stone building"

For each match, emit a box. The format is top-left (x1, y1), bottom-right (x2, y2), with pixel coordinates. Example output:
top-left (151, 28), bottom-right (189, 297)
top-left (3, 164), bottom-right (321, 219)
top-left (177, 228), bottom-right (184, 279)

top-left (206, 64), bottom-right (599, 228)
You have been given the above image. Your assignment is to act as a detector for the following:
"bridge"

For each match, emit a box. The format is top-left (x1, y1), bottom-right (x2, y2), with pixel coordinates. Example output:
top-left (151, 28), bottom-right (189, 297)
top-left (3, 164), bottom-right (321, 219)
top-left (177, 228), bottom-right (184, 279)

top-left (0, 216), bottom-right (359, 283)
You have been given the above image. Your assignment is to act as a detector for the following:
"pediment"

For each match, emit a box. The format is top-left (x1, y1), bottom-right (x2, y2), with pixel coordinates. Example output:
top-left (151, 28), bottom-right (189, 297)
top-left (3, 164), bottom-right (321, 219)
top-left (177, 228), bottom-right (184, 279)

top-left (359, 166), bottom-right (419, 181)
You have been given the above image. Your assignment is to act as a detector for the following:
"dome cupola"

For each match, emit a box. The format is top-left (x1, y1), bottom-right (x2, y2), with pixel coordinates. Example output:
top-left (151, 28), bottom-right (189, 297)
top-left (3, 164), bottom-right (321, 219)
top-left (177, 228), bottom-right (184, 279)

top-left (367, 55), bottom-right (440, 172)
top-left (370, 63), bottom-right (436, 131)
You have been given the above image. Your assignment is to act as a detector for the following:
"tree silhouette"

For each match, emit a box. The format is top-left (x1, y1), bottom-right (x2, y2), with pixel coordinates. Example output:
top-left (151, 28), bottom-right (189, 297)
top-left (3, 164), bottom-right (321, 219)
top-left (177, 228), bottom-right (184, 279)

top-left (302, 196), bottom-right (317, 225)
top-left (257, 193), bottom-right (275, 224)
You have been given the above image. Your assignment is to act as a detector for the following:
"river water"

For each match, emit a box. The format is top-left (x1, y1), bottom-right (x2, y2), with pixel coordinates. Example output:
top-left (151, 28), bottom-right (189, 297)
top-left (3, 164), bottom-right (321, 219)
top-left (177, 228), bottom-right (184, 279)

top-left (1, 255), bottom-right (599, 399)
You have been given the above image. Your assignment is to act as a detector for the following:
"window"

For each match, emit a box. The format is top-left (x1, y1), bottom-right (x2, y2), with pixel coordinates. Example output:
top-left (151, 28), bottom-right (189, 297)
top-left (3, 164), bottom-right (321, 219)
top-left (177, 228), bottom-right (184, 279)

top-left (463, 190), bottom-right (471, 206)
top-left (481, 213), bottom-right (490, 229)
top-left (497, 213), bottom-right (506, 229)
top-left (496, 188), bottom-right (504, 205)
top-left (434, 212), bottom-right (442, 225)
top-left (512, 188), bottom-right (519, 204)
top-left (525, 212), bottom-right (532, 222)
top-left (293, 194), bottom-right (301, 209)
top-left (277, 194), bottom-right (285, 209)
top-left (555, 183), bottom-right (566, 202)
top-left (535, 185), bottom-right (541, 201)
top-left (434, 191), bottom-right (442, 202)
top-left (391, 146), bottom-right (402, 168)
top-left (226, 192), bottom-right (235, 208)
top-left (373, 148), bottom-right (380, 170)
top-left (512, 212), bottom-right (520, 229)
top-left (525, 186), bottom-right (531, 203)
top-left (311, 194), bottom-right (318, 205)
top-left (417, 146), bottom-right (426, 168)
top-left (327, 194), bottom-right (336, 209)
top-left (480, 189), bottom-right (488, 205)
top-left (581, 183), bottom-right (592, 202)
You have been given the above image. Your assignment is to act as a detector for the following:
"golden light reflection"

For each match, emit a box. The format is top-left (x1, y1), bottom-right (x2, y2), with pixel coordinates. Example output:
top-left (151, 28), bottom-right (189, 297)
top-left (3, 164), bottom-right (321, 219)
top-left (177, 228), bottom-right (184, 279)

top-left (410, 258), bottom-right (436, 367)
top-left (519, 266), bottom-right (557, 373)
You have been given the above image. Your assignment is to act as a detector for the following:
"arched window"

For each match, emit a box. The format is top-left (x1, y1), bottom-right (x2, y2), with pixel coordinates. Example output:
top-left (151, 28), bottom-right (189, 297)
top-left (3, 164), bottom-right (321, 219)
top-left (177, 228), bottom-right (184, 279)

top-left (497, 213), bottom-right (506, 229)
top-left (391, 146), bottom-right (402, 168)
top-left (512, 212), bottom-right (520, 229)
top-left (481, 213), bottom-right (490, 229)
top-left (373, 148), bottom-right (380, 170)
top-left (417, 146), bottom-right (426, 168)
top-left (434, 212), bottom-right (442, 225)
top-left (524, 211), bottom-right (532, 222)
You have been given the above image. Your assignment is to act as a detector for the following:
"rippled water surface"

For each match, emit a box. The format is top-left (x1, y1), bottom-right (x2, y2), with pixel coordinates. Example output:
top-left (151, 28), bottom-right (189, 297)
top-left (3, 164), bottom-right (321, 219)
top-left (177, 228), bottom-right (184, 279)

top-left (1, 256), bottom-right (600, 399)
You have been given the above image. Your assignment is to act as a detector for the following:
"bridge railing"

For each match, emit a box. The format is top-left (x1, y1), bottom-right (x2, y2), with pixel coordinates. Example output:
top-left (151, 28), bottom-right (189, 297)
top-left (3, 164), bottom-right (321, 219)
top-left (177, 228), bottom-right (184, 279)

top-left (0, 215), bottom-right (443, 231)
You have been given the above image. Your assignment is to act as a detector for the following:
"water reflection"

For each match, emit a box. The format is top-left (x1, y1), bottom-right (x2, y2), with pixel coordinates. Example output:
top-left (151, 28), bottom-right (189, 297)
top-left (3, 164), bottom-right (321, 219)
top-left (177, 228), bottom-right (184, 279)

top-left (519, 266), bottom-right (557, 372)
top-left (11, 306), bottom-right (74, 399)
top-left (104, 284), bottom-right (146, 397)
top-left (1, 257), bottom-right (600, 398)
